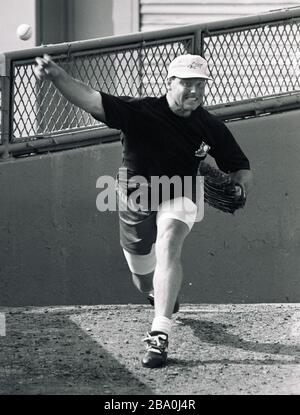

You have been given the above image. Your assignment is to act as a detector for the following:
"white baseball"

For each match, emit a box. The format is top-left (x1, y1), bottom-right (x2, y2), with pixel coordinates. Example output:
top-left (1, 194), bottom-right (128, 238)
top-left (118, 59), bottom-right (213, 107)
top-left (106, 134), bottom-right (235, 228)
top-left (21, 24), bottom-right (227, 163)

top-left (16, 24), bottom-right (33, 41)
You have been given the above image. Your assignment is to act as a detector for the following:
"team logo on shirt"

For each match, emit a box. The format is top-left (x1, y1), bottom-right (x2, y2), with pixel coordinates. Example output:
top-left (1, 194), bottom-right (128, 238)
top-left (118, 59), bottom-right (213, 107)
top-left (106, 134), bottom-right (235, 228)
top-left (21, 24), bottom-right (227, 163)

top-left (195, 141), bottom-right (210, 159)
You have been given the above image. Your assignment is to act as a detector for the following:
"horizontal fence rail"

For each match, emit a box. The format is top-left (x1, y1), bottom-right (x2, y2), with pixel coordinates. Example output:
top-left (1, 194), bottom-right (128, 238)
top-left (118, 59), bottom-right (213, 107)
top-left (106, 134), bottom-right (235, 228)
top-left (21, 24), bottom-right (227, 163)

top-left (1, 7), bottom-right (300, 158)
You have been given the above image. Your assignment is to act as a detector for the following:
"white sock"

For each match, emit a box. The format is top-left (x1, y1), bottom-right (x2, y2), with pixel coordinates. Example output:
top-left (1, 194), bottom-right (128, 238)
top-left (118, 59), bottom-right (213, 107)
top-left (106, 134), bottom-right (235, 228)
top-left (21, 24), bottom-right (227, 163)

top-left (151, 316), bottom-right (172, 337)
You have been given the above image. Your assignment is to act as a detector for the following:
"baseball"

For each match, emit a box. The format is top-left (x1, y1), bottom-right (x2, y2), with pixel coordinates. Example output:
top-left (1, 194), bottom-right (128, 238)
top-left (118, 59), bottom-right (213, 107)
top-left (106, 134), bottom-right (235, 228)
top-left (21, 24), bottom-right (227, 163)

top-left (16, 24), bottom-right (33, 41)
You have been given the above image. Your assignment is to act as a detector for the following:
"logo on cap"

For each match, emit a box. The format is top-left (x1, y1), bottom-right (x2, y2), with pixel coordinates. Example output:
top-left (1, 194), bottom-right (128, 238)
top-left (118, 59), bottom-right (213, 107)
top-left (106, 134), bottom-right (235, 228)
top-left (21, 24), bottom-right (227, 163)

top-left (167, 54), bottom-right (213, 80)
top-left (188, 61), bottom-right (204, 70)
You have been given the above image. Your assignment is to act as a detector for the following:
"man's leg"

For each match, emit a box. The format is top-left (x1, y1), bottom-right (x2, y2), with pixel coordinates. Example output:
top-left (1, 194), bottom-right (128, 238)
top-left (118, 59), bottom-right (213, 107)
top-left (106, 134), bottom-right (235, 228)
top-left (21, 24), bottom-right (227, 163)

top-left (122, 246), bottom-right (156, 297)
top-left (123, 248), bottom-right (179, 312)
top-left (153, 218), bottom-right (189, 319)
top-left (131, 272), bottom-right (154, 296)
top-left (142, 197), bottom-right (199, 368)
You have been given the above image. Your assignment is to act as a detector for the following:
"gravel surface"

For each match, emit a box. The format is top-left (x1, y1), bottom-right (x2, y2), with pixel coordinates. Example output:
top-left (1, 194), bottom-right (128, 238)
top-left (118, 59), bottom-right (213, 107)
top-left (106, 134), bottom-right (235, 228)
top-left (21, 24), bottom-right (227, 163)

top-left (0, 303), bottom-right (300, 395)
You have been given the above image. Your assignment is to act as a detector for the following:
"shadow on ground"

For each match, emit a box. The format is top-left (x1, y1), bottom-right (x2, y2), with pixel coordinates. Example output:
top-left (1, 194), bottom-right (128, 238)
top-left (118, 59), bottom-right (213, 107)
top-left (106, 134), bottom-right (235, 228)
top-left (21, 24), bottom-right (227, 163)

top-left (0, 307), bottom-right (153, 395)
top-left (1, 304), bottom-right (300, 395)
top-left (170, 317), bottom-right (300, 367)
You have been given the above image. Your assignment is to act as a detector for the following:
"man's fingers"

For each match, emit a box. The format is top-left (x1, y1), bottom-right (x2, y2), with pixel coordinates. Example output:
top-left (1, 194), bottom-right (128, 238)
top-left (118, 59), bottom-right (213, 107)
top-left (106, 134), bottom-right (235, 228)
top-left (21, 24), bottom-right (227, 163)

top-left (33, 66), bottom-right (44, 80)
top-left (35, 56), bottom-right (48, 68)
top-left (35, 55), bottom-right (53, 68)
top-left (35, 56), bottom-right (43, 65)
top-left (235, 185), bottom-right (242, 196)
top-left (234, 184), bottom-right (245, 200)
top-left (34, 55), bottom-right (54, 80)
top-left (43, 54), bottom-right (52, 63)
top-left (33, 63), bottom-right (50, 81)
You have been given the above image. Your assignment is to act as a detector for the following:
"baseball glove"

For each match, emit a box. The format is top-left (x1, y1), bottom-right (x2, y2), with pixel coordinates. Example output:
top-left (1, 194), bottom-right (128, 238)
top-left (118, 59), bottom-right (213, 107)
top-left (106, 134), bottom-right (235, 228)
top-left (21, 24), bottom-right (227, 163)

top-left (198, 161), bottom-right (246, 214)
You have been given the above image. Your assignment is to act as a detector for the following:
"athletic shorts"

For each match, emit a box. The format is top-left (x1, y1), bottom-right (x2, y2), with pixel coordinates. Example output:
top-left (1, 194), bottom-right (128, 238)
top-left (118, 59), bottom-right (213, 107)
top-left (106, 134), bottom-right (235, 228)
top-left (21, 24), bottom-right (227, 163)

top-left (115, 167), bottom-right (204, 255)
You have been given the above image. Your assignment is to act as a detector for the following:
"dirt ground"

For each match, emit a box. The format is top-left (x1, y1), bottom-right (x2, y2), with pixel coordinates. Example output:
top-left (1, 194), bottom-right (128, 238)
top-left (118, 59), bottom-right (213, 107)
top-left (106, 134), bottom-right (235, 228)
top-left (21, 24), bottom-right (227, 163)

top-left (0, 303), bottom-right (300, 395)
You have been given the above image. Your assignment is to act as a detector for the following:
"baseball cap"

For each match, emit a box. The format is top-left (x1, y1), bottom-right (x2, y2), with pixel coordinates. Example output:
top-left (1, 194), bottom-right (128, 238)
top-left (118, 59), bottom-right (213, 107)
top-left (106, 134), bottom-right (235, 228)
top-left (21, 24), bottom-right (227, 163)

top-left (167, 54), bottom-right (213, 80)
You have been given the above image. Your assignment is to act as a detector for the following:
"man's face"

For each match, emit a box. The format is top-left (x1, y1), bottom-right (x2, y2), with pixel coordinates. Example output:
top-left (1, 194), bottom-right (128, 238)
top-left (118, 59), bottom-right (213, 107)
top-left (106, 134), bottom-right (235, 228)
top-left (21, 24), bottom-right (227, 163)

top-left (167, 77), bottom-right (207, 111)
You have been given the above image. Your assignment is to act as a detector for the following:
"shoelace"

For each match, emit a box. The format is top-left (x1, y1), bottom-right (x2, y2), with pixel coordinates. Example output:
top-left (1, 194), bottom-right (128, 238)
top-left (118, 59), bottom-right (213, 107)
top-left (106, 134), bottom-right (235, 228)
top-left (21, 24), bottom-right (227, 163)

top-left (142, 332), bottom-right (168, 354)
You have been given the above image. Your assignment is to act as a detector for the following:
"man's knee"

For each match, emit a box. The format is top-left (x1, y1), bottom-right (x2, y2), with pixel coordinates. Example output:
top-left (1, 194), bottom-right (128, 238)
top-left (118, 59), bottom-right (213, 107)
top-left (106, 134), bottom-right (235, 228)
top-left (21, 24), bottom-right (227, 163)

top-left (156, 219), bottom-right (190, 261)
top-left (123, 246), bottom-right (156, 275)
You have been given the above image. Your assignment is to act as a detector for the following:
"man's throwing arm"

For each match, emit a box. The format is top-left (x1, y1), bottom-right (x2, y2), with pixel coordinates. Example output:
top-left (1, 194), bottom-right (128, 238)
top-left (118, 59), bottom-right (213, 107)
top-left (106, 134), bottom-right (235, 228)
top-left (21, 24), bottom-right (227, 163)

top-left (34, 54), bottom-right (106, 122)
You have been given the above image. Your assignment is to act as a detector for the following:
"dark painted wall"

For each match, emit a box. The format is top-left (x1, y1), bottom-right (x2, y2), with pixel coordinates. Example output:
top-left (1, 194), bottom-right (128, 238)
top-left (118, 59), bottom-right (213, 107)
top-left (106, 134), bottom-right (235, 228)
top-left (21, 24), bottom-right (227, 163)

top-left (36, 0), bottom-right (114, 45)
top-left (1, 109), bottom-right (300, 306)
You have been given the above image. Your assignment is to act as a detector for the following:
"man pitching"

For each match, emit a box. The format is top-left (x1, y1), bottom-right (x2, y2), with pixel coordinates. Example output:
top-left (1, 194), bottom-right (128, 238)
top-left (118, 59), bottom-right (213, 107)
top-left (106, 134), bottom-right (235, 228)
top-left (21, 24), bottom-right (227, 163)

top-left (34, 53), bottom-right (253, 368)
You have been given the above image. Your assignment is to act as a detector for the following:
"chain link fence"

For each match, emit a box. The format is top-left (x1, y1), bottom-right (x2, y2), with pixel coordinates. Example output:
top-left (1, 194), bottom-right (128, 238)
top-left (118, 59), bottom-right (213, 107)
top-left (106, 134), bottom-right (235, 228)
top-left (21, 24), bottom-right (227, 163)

top-left (11, 37), bottom-right (193, 143)
top-left (1, 7), bottom-right (300, 157)
top-left (203, 20), bottom-right (300, 105)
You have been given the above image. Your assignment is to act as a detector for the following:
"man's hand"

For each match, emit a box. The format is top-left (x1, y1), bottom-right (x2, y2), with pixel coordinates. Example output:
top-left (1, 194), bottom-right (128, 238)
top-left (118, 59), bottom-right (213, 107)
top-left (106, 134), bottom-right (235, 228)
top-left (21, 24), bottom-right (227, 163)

top-left (198, 161), bottom-right (248, 214)
top-left (225, 182), bottom-right (245, 200)
top-left (34, 54), bottom-right (61, 81)
top-left (234, 184), bottom-right (244, 199)
top-left (229, 169), bottom-right (253, 195)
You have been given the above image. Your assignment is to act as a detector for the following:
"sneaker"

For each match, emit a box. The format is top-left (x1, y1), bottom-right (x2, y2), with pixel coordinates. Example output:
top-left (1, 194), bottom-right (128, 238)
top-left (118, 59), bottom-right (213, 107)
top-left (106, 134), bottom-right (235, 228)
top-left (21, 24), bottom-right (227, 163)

top-left (147, 293), bottom-right (180, 314)
top-left (141, 331), bottom-right (168, 368)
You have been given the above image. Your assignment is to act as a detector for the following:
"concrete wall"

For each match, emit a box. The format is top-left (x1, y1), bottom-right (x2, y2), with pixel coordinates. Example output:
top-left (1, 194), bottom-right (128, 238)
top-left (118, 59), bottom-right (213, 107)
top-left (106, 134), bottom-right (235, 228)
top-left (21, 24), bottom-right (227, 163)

top-left (184, 109), bottom-right (300, 304)
top-left (1, 109), bottom-right (300, 306)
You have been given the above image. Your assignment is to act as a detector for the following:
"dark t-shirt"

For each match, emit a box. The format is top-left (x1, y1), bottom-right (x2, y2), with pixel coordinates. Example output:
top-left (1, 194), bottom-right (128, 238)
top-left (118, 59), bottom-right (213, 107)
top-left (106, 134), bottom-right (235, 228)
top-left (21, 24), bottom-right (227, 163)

top-left (94, 92), bottom-right (250, 178)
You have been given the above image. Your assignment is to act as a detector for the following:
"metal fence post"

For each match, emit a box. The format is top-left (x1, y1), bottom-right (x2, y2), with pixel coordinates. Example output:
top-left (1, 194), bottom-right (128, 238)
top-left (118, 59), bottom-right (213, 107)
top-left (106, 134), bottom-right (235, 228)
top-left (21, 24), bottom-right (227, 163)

top-left (193, 29), bottom-right (203, 56)
top-left (0, 54), bottom-right (12, 160)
